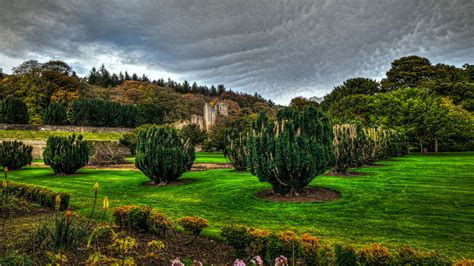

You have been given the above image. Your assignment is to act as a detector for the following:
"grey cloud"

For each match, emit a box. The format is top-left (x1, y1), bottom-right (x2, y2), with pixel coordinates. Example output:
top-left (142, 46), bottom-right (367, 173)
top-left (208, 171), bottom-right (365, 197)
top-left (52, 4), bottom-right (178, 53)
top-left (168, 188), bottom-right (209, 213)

top-left (0, 0), bottom-right (473, 104)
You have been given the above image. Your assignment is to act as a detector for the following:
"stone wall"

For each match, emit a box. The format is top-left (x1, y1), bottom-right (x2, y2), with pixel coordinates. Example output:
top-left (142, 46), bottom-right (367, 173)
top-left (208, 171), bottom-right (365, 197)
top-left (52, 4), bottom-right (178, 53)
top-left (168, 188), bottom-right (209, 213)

top-left (0, 123), bottom-right (133, 133)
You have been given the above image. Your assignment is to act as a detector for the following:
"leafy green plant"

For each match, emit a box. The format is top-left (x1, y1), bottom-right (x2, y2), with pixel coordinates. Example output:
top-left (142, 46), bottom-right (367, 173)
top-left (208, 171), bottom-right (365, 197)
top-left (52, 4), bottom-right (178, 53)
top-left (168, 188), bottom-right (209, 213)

top-left (224, 128), bottom-right (250, 171)
top-left (43, 134), bottom-right (89, 175)
top-left (248, 107), bottom-right (334, 196)
top-left (0, 140), bottom-right (33, 170)
top-left (135, 126), bottom-right (194, 184)
top-left (43, 102), bottom-right (68, 125)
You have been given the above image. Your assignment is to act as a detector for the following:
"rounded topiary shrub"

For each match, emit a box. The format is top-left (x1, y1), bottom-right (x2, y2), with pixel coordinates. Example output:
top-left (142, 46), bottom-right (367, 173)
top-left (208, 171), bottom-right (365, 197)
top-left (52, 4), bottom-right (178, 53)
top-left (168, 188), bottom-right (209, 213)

top-left (0, 140), bottom-right (33, 170)
top-left (248, 106), bottom-right (334, 196)
top-left (135, 126), bottom-right (194, 185)
top-left (43, 134), bottom-right (89, 175)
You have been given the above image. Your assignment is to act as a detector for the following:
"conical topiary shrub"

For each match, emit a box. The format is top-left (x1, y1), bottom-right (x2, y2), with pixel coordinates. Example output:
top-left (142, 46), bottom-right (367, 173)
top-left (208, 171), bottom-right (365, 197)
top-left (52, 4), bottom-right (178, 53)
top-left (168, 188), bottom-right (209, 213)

top-left (135, 126), bottom-right (194, 185)
top-left (43, 134), bottom-right (89, 175)
top-left (248, 106), bottom-right (334, 197)
top-left (0, 140), bottom-right (33, 170)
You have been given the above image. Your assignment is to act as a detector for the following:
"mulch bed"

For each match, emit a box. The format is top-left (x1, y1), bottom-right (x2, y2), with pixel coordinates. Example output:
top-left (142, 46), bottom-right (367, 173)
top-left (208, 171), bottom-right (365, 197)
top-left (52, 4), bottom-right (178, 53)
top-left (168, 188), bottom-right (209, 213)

top-left (256, 187), bottom-right (340, 203)
top-left (143, 179), bottom-right (194, 187)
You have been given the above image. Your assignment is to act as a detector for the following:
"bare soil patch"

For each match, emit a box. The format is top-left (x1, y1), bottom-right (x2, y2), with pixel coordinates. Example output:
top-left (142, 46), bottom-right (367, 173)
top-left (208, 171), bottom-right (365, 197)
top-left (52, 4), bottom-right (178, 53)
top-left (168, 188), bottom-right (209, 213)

top-left (326, 171), bottom-right (366, 177)
top-left (143, 179), bottom-right (194, 187)
top-left (256, 187), bottom-right (340, 203)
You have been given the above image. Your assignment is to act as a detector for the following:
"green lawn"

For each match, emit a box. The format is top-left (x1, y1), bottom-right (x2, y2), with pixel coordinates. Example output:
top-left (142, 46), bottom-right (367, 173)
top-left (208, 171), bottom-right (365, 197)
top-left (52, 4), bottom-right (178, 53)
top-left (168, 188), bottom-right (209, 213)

top-left (194, 152), bottom-right (228, 164)
top-left (5, 153), bottom-right (474, 258)
top-left (124, 152), bottom-right (227, 164)
top-left (0, 129), bottom-right (123, 141)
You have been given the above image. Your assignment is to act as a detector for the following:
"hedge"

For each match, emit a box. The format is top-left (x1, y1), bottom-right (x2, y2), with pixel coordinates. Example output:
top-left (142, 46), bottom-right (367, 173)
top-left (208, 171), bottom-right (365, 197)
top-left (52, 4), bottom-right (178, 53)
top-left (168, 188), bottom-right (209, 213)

top-left (4, 182), bottom-right (70, 210)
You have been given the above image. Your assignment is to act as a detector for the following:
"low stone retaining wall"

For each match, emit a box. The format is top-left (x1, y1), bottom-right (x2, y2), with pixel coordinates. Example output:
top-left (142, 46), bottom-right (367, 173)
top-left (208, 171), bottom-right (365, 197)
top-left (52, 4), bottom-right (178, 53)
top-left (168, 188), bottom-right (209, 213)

top-left (0, 123), bottom-right (133, 133)
top-left (0, 138), bottom-right (129, 160)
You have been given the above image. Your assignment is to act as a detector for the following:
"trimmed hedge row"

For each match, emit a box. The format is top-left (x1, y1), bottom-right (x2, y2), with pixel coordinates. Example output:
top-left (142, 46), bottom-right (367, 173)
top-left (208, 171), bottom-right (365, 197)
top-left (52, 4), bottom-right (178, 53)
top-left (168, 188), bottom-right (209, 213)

top-left (221, 224), bottom-right (453, 265)
top-left (4, 182), bottom-right (70, 211)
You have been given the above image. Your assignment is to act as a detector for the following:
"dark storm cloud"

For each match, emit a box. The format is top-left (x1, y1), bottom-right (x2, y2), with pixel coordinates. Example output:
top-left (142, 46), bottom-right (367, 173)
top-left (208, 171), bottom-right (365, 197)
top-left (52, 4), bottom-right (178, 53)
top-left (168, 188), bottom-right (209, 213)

top-left (1, 0), bottom-right (473, 104)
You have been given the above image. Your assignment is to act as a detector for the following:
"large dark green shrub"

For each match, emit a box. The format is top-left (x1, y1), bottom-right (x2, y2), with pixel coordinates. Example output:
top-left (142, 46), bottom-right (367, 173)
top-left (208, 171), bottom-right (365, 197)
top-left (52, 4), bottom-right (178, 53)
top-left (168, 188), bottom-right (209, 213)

top-left (224, 128), bottom-right (250, 171)
top-left (43, 102), bottom-right (68, 125)
top-left (43, 134), bottom-right (89, 175)
top-left (135, 126), bottom-right (194, 184)
top-left (333, 124), bottom-right (359, 173)
top-left (71, 99), bottom-right (140, 127)
top-left (0, 140), bottom-right (33, 170)
top-left (0, 96), bottom-right (29, 124)
top-left (248, 107), bottom-right (334, 196)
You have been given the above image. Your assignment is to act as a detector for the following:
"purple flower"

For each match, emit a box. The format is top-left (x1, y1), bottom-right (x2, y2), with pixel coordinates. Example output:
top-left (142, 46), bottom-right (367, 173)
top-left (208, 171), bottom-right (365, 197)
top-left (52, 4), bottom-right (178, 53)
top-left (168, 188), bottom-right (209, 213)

top-left (234, 259), bottom-right (246, 266)
top-left (250, 256), bottom-right (263, 266)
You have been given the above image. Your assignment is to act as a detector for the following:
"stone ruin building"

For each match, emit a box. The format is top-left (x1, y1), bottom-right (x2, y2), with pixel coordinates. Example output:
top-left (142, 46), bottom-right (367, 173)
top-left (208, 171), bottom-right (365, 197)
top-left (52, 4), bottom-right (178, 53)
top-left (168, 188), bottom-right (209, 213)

top-left (191, 102), bottom-right (228, 131)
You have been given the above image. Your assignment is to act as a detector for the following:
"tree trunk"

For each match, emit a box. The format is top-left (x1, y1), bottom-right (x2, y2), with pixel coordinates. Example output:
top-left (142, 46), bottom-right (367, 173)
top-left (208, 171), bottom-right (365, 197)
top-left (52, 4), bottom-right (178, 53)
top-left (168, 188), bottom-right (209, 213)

top-left (434, 138), bottom-right (438, 154)
top-left (420, 141), bottom-right (424, 154)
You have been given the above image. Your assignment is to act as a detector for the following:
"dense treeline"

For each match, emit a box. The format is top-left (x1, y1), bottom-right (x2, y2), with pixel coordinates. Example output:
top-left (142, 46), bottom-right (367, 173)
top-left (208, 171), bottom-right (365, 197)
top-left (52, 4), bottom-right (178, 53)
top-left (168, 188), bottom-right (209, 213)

top-left (292, 55), bottom-right (473, 152)
top-left (0, 60), bottom-right (274, 126)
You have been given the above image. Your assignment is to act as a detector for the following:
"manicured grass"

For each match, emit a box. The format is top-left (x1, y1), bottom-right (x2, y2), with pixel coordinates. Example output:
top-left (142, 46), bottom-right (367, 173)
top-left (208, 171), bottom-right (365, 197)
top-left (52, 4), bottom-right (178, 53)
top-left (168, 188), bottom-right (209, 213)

top-left (194, 152), bottom-right (228, 164)
top-left (6, 153), bottom-right (474, 258)
top-left (0, 129), bottom-right (123, 141)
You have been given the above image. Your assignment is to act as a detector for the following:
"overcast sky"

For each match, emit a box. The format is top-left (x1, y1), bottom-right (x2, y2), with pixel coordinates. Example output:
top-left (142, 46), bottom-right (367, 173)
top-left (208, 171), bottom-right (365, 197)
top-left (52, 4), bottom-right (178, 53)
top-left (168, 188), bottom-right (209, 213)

top-left (0, 0), bottom-right (473, 104)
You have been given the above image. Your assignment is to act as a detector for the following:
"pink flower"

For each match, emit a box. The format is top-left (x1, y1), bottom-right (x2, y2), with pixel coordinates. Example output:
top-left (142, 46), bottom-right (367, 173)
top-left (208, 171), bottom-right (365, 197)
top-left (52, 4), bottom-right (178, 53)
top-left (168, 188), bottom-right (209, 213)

top-left (233, 259), bottom-right (246, 266)
top-left (171, 257), bottom-right (184, 266)
top-left (275, 256), bottom-right (288, 266)
top-left (250, 256), bottom-right (263, 266)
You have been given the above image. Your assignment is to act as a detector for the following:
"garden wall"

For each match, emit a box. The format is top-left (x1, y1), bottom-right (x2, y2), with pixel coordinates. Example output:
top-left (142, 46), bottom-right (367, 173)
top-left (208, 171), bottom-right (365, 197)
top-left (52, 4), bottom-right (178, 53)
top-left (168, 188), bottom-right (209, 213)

top-left (0, 123), bottom-right (133, 133)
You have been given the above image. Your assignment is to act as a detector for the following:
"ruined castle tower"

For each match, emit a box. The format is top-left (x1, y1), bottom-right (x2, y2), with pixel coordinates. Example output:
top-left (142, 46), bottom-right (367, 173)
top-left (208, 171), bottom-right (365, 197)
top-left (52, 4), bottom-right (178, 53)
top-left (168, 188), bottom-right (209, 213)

top-left (204, 102), bottom-right (229, 131)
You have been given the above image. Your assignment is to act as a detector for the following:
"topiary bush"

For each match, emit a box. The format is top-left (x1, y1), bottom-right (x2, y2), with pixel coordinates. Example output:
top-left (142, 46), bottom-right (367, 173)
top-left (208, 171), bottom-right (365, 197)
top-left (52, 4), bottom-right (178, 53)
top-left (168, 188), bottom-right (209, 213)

top-left (135, 126), bottom-right (194, 184)
top-left (248, 106), bottom-right (334, 196)
top-left (0, 96), bottom-right (29, 124)
top-left (43, 134), bottom-right (89, 175)
top-left (0, 140), bottom-right (33, 170)
top-left (333, 124), bottom-right (359, 173)
top-left (43, 102), bottom-right (68, 125)
top-left (224, 128), bottom-right (251, 171)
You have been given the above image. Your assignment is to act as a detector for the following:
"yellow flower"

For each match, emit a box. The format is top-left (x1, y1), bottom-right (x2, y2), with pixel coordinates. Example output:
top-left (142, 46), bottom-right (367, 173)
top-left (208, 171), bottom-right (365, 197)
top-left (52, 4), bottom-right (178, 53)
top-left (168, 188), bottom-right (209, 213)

top-left (55, 195), bottom-right (62, 210)
top-left (65, 209), bottom-right (72, 224)
top-left (103, 195), bottom-right (109, 211)
top-left (3, 166), bottom-right (8, 173)
top-left (93, 182), bottom-right (99, 196)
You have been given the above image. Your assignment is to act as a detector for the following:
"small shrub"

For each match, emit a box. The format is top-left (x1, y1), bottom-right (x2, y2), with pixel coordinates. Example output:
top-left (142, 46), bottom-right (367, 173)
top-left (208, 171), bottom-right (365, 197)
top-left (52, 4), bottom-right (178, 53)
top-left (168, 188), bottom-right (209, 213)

top-left (396, 246), bottom-right (451, 265)
top-left (43, 102), bottom-right (68, 125)
top-left (358, 243), bottom-right (393, 265)
top-left (0, 140), bottom-right (33, 170)
top-left (135, 126), bottom-right (194, 184)
top-left (300, 233), bottom-right (320, 265)
top-left (247, 228), bottom-right (271, 258)
top-left (0, 96), bottom-right (29, 124)
top-left (177, 216), bottom-right (208, 242)
top-left (334, 244), bottom-right (358, 266)
top-left (43, 134), bottom-right (89, 175)
top-left (220, 224), bottom-right (250, 258)
top-left (266, 231), bottom-right (299, 263)
top-left (113, 205), bottom-right (174, 236)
